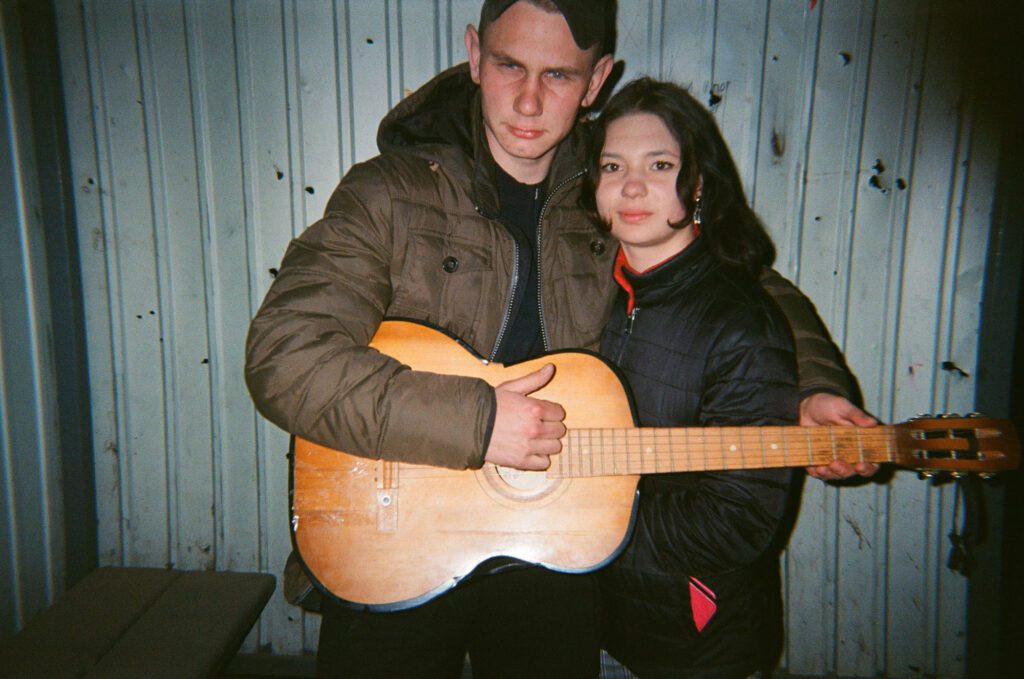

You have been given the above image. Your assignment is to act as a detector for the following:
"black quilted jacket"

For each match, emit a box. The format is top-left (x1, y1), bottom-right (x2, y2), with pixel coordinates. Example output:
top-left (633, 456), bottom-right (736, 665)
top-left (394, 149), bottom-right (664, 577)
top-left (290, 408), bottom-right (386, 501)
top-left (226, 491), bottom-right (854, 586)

top-left (599, 236), bottom-right (799, 678)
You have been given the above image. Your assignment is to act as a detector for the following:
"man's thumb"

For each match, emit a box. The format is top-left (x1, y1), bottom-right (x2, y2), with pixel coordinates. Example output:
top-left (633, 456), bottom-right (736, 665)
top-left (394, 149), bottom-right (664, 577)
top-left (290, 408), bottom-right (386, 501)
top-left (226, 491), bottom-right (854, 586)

top-left (498, 363), bottom-right (555, 396)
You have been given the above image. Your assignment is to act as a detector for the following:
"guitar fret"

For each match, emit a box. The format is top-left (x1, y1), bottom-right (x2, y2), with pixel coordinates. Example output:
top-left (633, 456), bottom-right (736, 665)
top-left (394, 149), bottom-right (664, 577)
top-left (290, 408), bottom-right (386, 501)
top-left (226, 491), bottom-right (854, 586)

top-left (652, 430), bottom-right (659, 474)
top-left (759, 427), bottom-right (765, 468)
top-left (719, 428), bottom-right (728, 470)
top-left (571, 430), bottom-right (578, 476)
top-left (585, 429), bottom-right (592, 476)
top-left (701, 428), bottom-right (707, 473)
top-left (627, 429), bottom-right (632, 473)
top-left (781, 426), bottom-right (789, 467)
top-left (673, 429), bottom-right (681, 473)
top-left (740, 428), bottom-right (748, 469)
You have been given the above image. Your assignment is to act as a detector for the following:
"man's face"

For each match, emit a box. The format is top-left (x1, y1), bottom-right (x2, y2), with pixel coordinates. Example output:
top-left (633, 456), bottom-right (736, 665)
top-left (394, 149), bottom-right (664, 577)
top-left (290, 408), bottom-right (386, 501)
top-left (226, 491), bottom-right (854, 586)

top-left (466, 1), bottom-right (613, 184)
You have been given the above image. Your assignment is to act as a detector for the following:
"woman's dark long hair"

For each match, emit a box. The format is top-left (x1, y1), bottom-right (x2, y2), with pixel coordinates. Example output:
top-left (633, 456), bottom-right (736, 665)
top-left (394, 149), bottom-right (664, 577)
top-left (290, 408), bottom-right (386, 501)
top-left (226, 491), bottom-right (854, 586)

top-left (582, 77), bottom-right (775, 273)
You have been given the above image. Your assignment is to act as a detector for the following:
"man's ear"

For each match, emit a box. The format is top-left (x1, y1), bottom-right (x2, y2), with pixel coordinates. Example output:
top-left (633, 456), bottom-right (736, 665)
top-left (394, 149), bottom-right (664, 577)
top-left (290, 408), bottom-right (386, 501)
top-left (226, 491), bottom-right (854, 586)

top-left (465, 25), bottom-right (482, 84)
top-left (582, 54), bottom-right (615, 108)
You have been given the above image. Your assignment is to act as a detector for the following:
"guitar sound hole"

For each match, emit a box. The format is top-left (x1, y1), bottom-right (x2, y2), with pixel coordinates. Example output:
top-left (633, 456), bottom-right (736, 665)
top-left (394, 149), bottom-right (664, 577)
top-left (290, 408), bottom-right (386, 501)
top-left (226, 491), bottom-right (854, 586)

top-left (477, 464), bottom-right (566, 506)
top-left (494, 467), bottom-right (549, 491)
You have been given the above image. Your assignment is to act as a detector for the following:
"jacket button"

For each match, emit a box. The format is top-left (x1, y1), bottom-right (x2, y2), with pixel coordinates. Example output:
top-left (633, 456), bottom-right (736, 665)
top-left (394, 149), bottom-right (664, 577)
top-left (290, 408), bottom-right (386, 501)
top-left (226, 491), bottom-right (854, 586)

top-left (442, 256), bottom-right (459, 273)
top-left (590, 239), bottom-right (606, 255)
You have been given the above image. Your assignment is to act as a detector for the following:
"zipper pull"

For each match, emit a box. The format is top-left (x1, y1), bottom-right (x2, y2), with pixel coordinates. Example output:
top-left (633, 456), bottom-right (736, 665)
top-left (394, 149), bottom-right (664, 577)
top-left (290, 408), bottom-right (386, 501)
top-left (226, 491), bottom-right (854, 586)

top-left (625, 307), bottom-right (639, 335)
top-left (615, 307), bottom-right (639, 364)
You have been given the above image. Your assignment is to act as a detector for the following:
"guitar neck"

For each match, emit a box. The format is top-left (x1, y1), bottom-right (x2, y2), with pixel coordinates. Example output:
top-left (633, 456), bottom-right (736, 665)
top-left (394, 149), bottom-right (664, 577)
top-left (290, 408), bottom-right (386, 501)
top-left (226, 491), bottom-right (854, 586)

top-left (550, 425), bottom-right (898, 477)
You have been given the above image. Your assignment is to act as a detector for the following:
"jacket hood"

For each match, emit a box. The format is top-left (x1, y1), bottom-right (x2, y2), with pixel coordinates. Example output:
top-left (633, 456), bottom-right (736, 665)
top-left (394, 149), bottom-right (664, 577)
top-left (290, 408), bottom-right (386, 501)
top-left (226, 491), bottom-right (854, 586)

top-left (377, 64), bottom-right (478, 157)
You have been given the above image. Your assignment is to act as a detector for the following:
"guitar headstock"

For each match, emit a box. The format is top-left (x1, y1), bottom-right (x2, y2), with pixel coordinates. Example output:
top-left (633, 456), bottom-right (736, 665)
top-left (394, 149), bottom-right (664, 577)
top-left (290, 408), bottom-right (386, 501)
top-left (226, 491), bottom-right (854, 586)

top-left (893, 415), bottom-right (1020, 476)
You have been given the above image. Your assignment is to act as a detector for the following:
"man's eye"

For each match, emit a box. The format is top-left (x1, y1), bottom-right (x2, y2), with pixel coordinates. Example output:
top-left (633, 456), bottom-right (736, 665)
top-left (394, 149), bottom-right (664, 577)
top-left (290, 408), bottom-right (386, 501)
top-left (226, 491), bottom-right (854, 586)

top-left (547, 70), bottom-right (567, 80)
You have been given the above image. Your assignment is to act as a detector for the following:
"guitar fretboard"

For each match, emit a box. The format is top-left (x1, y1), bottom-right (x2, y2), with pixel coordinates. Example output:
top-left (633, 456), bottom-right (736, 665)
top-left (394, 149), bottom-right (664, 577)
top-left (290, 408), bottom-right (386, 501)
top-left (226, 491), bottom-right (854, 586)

top-left (549, 425), bottom-right (897, 477)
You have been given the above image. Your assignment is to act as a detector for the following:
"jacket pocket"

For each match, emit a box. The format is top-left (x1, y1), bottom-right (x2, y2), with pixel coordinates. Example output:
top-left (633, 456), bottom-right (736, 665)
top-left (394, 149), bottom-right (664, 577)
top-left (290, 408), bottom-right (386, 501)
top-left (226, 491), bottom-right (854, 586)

top-left (391, 226), bottom-right (499, 332)
top-left (549, 227), bottom-right (616, 347)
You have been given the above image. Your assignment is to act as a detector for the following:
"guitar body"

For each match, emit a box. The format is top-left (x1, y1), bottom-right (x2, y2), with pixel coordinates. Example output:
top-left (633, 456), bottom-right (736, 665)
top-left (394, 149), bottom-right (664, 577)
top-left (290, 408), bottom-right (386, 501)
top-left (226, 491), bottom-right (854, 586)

top-left (291, 320), bottom-right (640, 610)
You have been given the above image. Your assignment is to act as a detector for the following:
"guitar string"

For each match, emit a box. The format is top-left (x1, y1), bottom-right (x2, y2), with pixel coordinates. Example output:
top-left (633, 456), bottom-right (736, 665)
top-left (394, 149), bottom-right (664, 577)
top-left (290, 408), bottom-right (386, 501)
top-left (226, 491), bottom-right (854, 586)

top-left (298, 427), bottom-right (899, 480)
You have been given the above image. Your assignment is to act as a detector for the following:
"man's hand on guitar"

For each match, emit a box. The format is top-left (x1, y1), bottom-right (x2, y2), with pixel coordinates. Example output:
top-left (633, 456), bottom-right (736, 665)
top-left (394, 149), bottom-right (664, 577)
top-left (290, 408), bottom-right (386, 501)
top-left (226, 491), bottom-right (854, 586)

top-left (801, 392), bottom-right (880, 481)
top-left (486, 364), bottom-right (567, 471)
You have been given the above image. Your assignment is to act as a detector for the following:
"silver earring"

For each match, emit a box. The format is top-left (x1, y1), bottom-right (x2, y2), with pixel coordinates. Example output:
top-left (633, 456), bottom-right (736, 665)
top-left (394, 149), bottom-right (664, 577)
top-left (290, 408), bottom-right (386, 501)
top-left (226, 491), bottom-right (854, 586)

top-left (693, 197), bottom-right (703, 226)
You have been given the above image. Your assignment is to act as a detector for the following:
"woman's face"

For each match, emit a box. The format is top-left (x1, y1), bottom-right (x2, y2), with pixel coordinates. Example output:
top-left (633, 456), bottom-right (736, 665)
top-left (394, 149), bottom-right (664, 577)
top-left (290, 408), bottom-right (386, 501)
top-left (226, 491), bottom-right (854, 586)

top-left (596, 112), bottom-right (695, 271)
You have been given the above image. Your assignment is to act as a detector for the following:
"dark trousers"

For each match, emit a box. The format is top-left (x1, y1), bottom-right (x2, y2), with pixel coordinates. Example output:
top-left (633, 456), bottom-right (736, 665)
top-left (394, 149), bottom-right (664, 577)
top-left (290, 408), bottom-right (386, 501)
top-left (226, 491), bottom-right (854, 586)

top-left (317, 568), bottom-right (600, 679)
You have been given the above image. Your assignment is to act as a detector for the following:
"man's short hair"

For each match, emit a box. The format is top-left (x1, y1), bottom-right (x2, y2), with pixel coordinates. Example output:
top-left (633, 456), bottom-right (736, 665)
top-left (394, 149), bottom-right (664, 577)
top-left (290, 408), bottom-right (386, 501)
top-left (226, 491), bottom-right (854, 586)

top-left (478, 0), bottom-right (617, 56)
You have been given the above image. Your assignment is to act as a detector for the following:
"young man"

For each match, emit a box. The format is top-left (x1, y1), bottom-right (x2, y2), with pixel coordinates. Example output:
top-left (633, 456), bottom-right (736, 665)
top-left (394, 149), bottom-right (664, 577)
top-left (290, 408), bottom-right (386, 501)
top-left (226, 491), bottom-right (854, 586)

top-left (245, 1), bottom-right (873, 676)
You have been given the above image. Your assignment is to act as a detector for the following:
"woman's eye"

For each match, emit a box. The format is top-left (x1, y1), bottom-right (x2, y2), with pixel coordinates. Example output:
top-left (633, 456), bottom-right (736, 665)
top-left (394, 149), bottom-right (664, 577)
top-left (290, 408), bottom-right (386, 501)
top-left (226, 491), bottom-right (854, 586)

top-left (653, 160), bottom-right (675, 171)
top-left (599, 162), bottom-right (619, 173)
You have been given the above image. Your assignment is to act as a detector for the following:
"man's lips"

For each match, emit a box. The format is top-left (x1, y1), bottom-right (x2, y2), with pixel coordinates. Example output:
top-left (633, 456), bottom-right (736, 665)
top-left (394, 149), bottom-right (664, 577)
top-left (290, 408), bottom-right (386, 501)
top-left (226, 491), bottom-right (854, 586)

top-left (508, 125), bottom-right (543, 139)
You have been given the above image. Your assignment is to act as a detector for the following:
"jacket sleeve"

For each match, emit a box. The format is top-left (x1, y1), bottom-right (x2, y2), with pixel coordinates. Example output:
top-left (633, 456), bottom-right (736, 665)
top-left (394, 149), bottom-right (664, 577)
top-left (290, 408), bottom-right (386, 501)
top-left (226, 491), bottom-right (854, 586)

top-left (244, 159), bottom-right (494, 469)
top-left (759, 267), bottom-right (856, 401)
top-left (637, 302), bottom-right (799, 576)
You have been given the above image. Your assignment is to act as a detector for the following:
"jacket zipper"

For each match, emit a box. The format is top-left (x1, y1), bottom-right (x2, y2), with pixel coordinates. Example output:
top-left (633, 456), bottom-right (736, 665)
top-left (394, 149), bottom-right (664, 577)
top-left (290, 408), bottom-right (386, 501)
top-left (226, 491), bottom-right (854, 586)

top-left (535, 169), bottom-right (585, 353)
top-left (615, 307), bottom-right (639, 364)
top-left (487, 233), bottom-right (520, 362)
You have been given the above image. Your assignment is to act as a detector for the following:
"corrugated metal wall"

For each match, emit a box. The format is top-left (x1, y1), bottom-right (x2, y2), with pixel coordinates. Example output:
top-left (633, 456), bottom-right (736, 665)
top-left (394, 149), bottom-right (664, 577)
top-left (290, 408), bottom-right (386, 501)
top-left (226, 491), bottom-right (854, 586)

top-left (46, 0), bottom-right (1007, 675)
top-left (1, 1), bottom-right (66, 639)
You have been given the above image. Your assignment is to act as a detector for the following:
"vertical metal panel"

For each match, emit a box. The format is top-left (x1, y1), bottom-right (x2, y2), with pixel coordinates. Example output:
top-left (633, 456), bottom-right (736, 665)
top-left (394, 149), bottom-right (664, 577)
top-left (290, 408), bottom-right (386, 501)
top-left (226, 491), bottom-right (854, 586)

top-left (89, 0), bottom-right (171, 568)
top-left (0, 2), bottom-right (65, 637)
top-left (749, 0), bottom-right (818, 261)
top-left (54, 0), bottom-right (123, 570)
top-left (235, 0), bottom-right (305, 653)
top-left (51, 0), bottom-right (1011, 674)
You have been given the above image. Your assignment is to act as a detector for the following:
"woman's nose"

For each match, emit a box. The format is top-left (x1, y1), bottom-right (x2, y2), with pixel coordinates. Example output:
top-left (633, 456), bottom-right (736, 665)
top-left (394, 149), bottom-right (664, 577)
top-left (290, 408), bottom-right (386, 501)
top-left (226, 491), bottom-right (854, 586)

top-left (622, 176), bottom-right (646, 197)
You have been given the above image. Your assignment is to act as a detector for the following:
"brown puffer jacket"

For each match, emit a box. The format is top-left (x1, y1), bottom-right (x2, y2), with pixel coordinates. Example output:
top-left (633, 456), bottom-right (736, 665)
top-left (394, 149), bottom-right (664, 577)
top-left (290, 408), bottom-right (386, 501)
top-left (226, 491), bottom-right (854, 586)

top-left (244, 64), bottom-right (858, 472)
top-left (245, 64), bottom-right (618, 470)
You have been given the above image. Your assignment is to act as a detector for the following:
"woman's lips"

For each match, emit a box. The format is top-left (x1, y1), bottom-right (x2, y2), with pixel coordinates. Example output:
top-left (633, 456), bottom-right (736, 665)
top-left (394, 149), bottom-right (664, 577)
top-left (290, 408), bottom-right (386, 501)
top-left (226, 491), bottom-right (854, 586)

top-left (618, 210), bottom-right (653, 224)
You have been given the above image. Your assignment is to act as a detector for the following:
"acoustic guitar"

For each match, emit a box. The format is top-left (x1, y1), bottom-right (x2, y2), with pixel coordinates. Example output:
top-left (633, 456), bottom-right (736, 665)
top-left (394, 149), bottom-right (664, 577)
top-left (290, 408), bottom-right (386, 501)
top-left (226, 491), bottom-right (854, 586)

top-left (289, 319), bottom-right (1019, 611)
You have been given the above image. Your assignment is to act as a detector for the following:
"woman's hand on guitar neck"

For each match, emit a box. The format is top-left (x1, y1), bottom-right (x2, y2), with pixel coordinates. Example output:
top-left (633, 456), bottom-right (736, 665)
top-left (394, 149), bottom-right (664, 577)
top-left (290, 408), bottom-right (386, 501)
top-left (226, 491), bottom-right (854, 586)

top-left (801, 392), bottom-right (880, 481)
top-left (485, 364), bottom-right (568, 471)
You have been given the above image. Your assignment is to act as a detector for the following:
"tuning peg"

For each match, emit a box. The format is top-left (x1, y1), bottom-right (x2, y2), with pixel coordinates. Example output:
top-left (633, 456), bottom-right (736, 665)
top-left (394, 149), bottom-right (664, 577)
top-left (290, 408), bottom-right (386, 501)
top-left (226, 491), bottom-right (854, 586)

top-left (950, 472), bottom-right (965, 479)
top-left (918, 470), bottom-right (937, 480)
top-left (979, 473), bottom-right (995, 480)
top-left (967, 412), bottom-right (983, 418)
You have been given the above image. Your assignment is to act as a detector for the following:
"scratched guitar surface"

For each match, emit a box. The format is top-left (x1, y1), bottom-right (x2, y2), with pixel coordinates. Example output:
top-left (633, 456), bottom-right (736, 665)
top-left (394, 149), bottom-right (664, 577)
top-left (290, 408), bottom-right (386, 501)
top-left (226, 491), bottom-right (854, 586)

top-left (291, 320), bottom-right (640, 610)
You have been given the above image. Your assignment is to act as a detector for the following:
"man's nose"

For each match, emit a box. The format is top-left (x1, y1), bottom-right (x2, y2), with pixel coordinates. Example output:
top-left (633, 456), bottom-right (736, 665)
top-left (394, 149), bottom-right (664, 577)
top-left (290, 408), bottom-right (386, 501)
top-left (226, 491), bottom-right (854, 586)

top-left (514, 78), bottom-right (542, 117)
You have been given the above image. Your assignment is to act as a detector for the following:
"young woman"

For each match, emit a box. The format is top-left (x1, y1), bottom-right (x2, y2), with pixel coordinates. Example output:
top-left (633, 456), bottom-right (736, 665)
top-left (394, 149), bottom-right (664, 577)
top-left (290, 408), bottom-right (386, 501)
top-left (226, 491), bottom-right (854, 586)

top-left (583, 78), bottom-right (798, 678)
